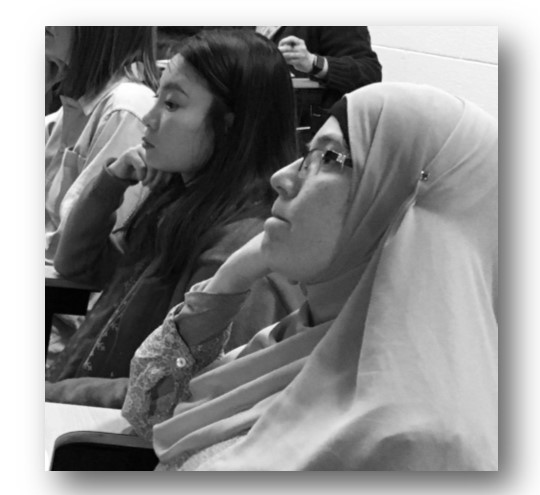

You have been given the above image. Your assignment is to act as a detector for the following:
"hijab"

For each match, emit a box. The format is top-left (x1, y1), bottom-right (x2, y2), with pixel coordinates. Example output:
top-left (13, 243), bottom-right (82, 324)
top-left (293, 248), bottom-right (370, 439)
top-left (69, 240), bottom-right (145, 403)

top-left (153, 82), bottom-right (498, 470)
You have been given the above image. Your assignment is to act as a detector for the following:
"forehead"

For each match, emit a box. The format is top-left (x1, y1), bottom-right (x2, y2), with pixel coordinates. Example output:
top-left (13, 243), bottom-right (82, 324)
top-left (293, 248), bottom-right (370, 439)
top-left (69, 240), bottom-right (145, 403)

top-left (161, 55), bottom-right (208, 92)
top-left (310, 116), bottom-right (347, 151)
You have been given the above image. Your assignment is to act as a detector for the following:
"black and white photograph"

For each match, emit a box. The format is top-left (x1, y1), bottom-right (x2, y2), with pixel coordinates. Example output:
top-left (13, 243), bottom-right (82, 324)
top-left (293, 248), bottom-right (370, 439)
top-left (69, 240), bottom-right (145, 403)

top-left (43, 23), bottom-right (498, 472)
top-left (5, 0), bottom-right (539, 491)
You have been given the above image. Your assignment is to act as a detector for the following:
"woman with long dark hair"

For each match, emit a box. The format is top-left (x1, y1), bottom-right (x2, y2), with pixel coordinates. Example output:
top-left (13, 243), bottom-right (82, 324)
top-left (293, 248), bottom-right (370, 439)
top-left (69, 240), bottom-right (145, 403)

top-left (45, 26), bottom-right (159, 262)
top-left (45, 29), bottom-right (304, 408)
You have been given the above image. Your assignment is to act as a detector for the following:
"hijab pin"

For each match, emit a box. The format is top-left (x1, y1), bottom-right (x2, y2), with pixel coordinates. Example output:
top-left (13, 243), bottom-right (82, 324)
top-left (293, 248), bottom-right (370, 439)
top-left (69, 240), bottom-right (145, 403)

top-left (420, 170), bottom-right (429, 181)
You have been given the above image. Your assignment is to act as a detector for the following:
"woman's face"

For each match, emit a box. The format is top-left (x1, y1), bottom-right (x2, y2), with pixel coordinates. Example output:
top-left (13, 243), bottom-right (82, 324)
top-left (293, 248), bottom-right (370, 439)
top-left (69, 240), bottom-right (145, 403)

top-left (262, 116), bottom-right (353, 283)
top-left (45, 26), bottom-right (73, 66)
top-left (141, 55), bottom-right (215, 182)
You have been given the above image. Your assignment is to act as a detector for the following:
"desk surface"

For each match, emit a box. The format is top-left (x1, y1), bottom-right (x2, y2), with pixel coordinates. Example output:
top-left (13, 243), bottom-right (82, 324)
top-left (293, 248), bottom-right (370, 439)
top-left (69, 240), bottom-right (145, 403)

top-left (45, 265), bottom-right (99, 291)
top-left (45, 402), bottom-right (133, 470)
top-left (292, 78), bottom-right (322, 89)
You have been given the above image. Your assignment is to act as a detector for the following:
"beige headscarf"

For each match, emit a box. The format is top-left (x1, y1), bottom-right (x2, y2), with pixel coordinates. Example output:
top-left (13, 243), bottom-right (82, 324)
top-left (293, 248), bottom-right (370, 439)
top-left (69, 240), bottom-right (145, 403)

top-left (153, 83), bottom-right (498, 470)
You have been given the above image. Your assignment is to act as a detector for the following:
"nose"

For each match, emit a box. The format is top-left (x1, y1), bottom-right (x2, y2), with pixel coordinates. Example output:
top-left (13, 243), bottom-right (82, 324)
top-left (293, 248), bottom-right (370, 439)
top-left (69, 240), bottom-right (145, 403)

top-left (142, 103), bottom-right (159, 131)
top-left (270, 159), bottom-right (302, 199)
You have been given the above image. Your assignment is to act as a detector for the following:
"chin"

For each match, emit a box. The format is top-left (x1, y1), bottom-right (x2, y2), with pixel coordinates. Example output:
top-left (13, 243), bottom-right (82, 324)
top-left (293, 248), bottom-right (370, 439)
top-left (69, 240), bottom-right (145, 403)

top-left (145, 159), bottom-right (173, 174)
top-left (261, 235), bottom-right (296, 277)
top-left (143, 153), bottom-right (158, 168)
top-left (265, 253), bottom-right (301, 283)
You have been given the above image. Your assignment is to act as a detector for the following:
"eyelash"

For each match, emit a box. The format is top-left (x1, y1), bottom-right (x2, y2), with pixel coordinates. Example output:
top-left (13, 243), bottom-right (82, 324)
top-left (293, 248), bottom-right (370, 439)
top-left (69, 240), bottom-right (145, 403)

top-left (302, 141), bottom-right (349, 157)
top-left (153, 93), bottom-right (179, 111)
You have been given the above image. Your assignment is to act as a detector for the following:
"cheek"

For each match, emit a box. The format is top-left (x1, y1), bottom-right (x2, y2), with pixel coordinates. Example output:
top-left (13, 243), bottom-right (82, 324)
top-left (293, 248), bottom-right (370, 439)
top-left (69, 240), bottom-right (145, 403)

top-left (298, 207), bottom-right (344, 263)
top-left (184, 123), bottom-right (214, 168)
top-left (298, 181), bottom-right (348, 245)
top-left (263, 185), bottom-right (349, 280)
top-left (195, 124), bottom-right (214, 154)
top-left (163, 117), bottom-right (213, 159)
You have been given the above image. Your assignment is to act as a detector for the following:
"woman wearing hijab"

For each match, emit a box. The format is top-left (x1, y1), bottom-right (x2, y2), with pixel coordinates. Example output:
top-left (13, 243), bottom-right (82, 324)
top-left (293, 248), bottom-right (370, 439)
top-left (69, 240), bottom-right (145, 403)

top-left (122, 82), bottom-right (498, 471)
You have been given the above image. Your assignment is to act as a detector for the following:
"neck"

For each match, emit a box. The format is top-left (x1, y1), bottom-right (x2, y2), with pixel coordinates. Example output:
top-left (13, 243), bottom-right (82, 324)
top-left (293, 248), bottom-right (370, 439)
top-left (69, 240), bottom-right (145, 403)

top-left (303, 264), bottom-right (364, 326)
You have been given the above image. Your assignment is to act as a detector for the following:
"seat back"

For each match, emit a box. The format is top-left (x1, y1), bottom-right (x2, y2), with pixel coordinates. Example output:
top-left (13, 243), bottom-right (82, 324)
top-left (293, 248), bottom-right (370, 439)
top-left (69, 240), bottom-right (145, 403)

top-left (50, 431), bottom-right (158, 471)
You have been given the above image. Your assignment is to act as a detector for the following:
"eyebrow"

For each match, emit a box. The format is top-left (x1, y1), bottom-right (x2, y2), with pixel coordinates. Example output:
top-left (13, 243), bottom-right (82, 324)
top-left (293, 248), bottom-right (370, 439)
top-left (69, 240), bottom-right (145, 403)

top-left (160, 81), bottom-right (188, 97)
top-left (307, 133), bottom-right (346, 151)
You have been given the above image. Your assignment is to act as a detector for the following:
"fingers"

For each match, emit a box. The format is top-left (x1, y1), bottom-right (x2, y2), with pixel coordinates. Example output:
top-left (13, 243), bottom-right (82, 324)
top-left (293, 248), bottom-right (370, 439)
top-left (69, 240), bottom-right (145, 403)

top-left (281, 54), bottom-right (306, 72)
top-left (130, 151), bottom-right (149, 183)
top-left (278, 37), bottom-right (306, 54)
top-left (108, 146), bottom-right (145, 182)
top-left (130, 146), bottom-right (148, 183)
top-left (277, 36), bottom-right (311, 72)
top-left (278, 35), bottom-right (302, 48)
top-left (282, 52), bottom-right (302, 62)
top-left (131, 147), bottom-right (174, 189)
top-left (279, 45), bottom-right (305, 56)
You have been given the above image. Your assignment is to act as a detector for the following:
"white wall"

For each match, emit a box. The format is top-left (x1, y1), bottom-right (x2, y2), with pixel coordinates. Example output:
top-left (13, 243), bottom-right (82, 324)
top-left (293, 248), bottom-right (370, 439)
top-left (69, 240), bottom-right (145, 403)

top-left (369, 26), bottom-right (498, 119)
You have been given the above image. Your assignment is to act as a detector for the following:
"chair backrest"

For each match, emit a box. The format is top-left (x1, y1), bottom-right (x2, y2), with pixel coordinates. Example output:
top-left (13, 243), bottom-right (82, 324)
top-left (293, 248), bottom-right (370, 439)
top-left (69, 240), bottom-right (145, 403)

top-left (50, 431), bottom-right (158, 471)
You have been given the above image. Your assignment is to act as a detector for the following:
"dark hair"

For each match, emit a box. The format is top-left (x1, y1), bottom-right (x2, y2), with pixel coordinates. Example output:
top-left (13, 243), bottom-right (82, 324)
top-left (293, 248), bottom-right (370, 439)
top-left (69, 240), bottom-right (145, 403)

top-left (156, 26), bottom-right (204, 59)
top-left (59, 26), bottom-right (159, 99)
top-left (124, 28), bottom-right (298, 279)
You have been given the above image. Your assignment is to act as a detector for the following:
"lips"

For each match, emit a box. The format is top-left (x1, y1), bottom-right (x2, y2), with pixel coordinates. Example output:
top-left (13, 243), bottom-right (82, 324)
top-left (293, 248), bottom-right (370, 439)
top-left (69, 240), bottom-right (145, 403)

top-left (271, 208), bottom-right (289, 224)
top-left (141, 137), bottom-right (155, 150)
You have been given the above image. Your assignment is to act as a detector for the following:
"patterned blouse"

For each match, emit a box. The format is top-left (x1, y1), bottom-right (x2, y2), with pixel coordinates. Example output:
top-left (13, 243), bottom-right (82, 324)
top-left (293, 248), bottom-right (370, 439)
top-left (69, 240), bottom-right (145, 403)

top-left (122, 280), bottom-right (250, 442)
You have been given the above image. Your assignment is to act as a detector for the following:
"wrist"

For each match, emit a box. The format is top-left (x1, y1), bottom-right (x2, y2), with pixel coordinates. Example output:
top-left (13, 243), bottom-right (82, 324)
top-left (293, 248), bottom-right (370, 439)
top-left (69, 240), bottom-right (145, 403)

top-left (104, 159), bottom-right (137, 185)
top-left (309, 54), bottom-right (326, 77)
top-left (106, 158), bottom-right (123, 176)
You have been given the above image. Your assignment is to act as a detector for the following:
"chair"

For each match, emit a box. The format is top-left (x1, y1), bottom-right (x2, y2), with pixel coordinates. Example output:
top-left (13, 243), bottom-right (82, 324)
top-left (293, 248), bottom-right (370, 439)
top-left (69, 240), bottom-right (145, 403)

top-left (50, 431), bottom-right (158, 471)
top-left (45, 402), bottom-right (153, 470)
top-left (45, 265), bottom-right (99, 357)
top-left (293, 78), bottom-right (324, 145)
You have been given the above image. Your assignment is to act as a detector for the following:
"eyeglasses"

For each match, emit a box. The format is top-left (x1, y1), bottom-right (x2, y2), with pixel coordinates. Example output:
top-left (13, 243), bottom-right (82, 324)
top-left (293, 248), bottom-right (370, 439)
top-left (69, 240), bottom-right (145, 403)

top-left (297, 149), bottom-right (352, 180)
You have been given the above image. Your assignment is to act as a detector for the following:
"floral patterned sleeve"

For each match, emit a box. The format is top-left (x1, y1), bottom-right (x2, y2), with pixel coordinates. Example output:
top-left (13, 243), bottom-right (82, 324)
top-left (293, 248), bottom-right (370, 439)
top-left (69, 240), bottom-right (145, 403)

top-left (121, 280), bottom-right (250, 440)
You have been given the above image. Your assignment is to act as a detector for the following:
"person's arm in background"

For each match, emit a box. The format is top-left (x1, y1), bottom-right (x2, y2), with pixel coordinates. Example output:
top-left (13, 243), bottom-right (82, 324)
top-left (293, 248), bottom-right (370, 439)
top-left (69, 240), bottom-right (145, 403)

top-left (60, 109), bottom-right (150, 228)
top-left (314, 26), bottom-right (382, 94)
top-left (278, 27), bottom-right (382, 95)
top-left (46, 109), bottom-right (149, 262)
top-left (54, 144), bottom-right (168, 288)
top-left (45, 57), bottom-right (64, 116)
top-left (53, 164), bottom-right (136, 289)
top-left (45, 108), bottom-right (61, 146)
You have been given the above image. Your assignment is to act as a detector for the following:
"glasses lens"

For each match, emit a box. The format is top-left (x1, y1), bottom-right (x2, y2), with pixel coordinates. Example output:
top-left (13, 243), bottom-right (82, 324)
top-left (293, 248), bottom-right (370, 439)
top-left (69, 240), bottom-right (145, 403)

top-left (298, 149), bottom-right (351, 178)
top-left (298, 150), bottom-right (322, 178)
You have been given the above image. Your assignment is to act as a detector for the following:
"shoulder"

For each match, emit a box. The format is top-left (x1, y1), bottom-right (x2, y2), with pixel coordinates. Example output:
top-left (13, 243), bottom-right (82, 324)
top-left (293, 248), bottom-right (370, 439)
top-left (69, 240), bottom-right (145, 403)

top-left (365, 428), bottom-right (469, 471)
top-left (355, 405), bottom-right (483, 470)
top-left (99, 81), bottom-right (155, 119)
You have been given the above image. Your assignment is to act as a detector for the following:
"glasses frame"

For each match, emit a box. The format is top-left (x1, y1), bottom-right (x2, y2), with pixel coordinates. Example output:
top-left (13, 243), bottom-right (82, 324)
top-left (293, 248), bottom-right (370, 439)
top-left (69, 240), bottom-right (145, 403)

top-left (297, 148), bottom-right (353, 179)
